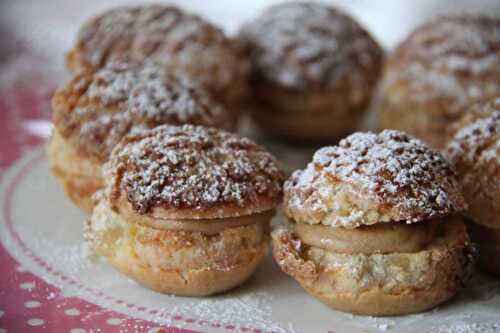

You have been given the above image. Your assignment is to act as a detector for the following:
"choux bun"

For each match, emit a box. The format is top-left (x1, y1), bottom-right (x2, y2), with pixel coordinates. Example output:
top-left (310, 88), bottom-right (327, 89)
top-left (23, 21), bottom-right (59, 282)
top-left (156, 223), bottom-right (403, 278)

top-left (378, 14), bottom-right (500, 148)
top-left (85, 124), bottom-right (285, 296)
top-left (273, 130), bottom-right (473, 315)
top-left (239, 2), bottom-right (383, 141)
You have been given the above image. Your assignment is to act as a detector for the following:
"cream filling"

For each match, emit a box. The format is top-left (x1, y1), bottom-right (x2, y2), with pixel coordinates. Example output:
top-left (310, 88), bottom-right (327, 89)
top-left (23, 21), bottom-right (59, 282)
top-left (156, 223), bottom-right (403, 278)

top-left (120, 207), bottom-right (274, 235)
top-left (294, 220), bottom-right (437, 255)
top-left (94, 200), bottom-right (273, 237)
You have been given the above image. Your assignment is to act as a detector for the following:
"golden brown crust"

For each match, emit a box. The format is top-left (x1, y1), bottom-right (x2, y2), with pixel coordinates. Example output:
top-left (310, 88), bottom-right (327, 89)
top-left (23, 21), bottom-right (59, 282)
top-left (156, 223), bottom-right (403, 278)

top-left (284, 130), bottom-right (466, 228)
top-left (444, 99), bottom-right (500, 229)
top-left (85, 202), bottom-right (270, 296)
top-left (46, 130), bottom-right (102, 212)
top-left (106, 251), bottom-right (265, 296)
top-left (53, 62), bottom-right (232, 163)
top-left (105, 124), bottom-right (285, 218)
top-left (379, 14), bottom-right (500, 148)
top-left (272, 219), bottom-right (474, 315)
top-left (66, 5), bottom-right (249, 109)
top-left (468, 222), bottom-right (500, 277)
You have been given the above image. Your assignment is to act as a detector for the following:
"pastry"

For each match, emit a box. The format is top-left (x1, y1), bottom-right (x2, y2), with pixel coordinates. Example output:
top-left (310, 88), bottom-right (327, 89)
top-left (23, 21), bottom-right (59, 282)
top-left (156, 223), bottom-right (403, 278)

top-left (85, 124), bottom-right (285, 296)
top-left (378, 14), bottom-right (500, 149)
top-left (272, 130), bottom-right (474, 315)
top-left (48, 62), bottom-right (231, 212)
top-left (444, 98), bottom-right (500, 277)
top-left (239, 2), bottom-right (383, 141)
top-left (66, 4), bottom-right (249, 114)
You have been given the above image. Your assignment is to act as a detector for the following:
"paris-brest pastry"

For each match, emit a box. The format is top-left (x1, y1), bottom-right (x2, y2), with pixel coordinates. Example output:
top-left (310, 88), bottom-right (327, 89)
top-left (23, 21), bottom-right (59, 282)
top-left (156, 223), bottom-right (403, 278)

top-left (85, 124), bottom-right (285, 296)
top-left (273, 130), bottom-right (474, 315)
top-left (378, 14), bottom-right (500, 148)
top-left (66, 5), bottom-right (249, 115)
top-left (48, 63), bottom-right (232, 212)
top-left (444, 98), bottom-right (500, 277)
top-left (239, 2), bottom-right (383, 141)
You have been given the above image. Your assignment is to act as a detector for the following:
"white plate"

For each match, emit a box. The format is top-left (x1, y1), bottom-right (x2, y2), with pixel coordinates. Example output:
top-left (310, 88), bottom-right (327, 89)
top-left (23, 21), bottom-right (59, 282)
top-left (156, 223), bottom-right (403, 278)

top-left (1, 147), bottom-right (500, 333)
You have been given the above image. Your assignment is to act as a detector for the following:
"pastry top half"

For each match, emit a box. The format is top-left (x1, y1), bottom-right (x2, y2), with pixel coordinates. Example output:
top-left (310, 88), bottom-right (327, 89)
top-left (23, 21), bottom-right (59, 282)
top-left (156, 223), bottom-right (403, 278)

top-left (52, 62), bottom-right (231, 163)
top-left (382, 14), bottom-right (500, 116)
top-left (66, 5), bottom-right (249, 102)
top-left (103, 124), bottom-right (285, 220)
top-left (284, 130), bottom-right (466, 228)
top-left (444, 98), bottom-right (500, 228)
top-left (238, 2), bottom-right (383, 96)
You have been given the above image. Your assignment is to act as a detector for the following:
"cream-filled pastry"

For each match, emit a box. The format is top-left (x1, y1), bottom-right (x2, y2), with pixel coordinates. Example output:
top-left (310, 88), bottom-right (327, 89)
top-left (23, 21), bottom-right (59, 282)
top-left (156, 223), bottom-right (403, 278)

top-left (66, 4), bottom-right (249, 115)
top-left (444, 98), bottom-right (500, 277)
top-left (378, 14), bottom-right (500, 149)
top-left (85, 124), bottom-right (285, 296)
top-left (273, 130), bottom-right (474, 315)
top-left (239, 2), bottom-right (383, 142)
top-left (48, 62), bottom-right (231, 212)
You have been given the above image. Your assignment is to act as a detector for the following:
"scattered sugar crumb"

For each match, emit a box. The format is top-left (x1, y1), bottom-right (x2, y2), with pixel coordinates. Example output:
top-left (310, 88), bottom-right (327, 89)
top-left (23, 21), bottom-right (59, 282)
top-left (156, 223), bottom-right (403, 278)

top-left (431, 322), bottom-right (500, 333)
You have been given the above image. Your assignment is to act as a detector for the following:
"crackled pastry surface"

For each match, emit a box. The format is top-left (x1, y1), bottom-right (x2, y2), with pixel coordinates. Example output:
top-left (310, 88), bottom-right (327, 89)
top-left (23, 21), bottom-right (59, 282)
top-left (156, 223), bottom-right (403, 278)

top-left (53, 63), bottom-right (230, 163)
top-left (285, 130), bottom-right (465, 228)
top-left (105, 124), bottom-right (285, 218)
top-left (382, 14), bottom-right (500, 116)
top-left (66, 5), bottom-right (248, 102)
top-left (239, 2), bottom-right (382, 93)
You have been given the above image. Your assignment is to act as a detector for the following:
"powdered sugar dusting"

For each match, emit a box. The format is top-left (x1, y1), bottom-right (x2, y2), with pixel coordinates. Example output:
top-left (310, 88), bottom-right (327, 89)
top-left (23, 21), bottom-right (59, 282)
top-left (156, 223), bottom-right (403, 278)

top-left (53, 62), bottom-right (230, 162)
top-left (384, 14), bottom-right (500, 114)
top-left (239, 2), bottom-right (382, 94)
top-left (286, 130), bottom-right (465, 224)
top-left (443, 100), bottom-right (500, 227)
top-left (107, 124), bottom-right (284, 214)
top-left (158, 292), bottom-right (290, 332)
top-left (430, 322), bottom-right (500, 333)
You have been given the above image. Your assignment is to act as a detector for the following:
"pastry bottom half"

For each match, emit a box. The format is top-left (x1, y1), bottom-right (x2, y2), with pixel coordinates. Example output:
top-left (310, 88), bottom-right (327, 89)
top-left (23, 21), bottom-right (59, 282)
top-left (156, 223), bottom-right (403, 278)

top-left (85, 202), bottom-right (270, 296)
top-left (272, 220), bottom-right (474, 315)
top-left (251, 83), bottom-right (367, 142)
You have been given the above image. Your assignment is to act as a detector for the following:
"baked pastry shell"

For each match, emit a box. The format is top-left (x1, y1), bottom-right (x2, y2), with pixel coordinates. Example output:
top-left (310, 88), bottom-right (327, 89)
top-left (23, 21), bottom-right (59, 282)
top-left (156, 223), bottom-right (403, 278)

top-left (65, 5), bottom-right (249, 113)
top-left (443, 104), bottom-right (500, 230)
top-left (283, 130), bottom-right (466, 229)
top-left (377, 14), bottom-right (500, 149)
